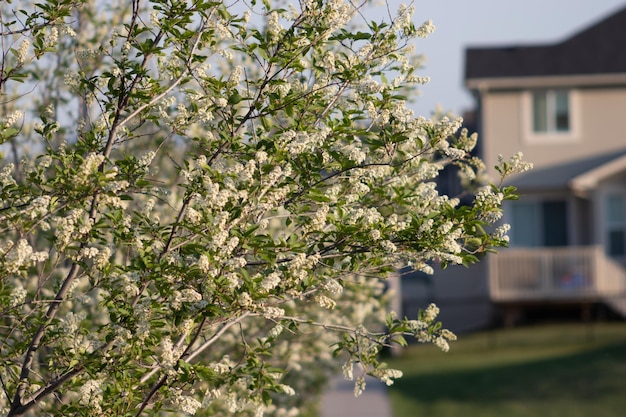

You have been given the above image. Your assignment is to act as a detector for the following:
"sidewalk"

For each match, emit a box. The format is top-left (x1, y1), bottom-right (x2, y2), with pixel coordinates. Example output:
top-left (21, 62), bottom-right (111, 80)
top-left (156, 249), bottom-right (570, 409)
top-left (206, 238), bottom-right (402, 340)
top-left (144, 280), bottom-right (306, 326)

top-left (320, 375), bottom-right (393, 417)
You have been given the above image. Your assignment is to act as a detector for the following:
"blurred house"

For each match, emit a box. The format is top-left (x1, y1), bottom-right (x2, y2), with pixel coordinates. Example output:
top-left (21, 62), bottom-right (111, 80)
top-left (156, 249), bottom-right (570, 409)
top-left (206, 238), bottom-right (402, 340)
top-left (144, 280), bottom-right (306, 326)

top-left (403, 5), bottom-right (626, 331)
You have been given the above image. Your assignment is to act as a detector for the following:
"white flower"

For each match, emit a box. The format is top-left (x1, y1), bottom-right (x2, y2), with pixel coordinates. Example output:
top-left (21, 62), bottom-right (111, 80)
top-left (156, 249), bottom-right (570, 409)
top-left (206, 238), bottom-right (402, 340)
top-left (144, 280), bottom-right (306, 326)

top-left (256, 150), bottom-right (268, 164)
top-left (61, 24), bottom-right (77, 37)
top-left (498, 152), bottom-right (533, 176)
top-left (0, 164), bottom-right (16, 187)
top-left (407, 75), bottom-right (430, 85)
top-left (315, 295), bottom-right (336, 309)
top-left (138, 151), bottom-right (156, 168)
top-left (198, 254), bottom-right (210, 273)
top-left (494, 223), bottom-right (511, 242)
top-left (434, 336), bottom-right (450, 352)
top-left (228, 66), bottom-right (243, 86)
top-left (10, 284), bottom-right (27, 307)
top-left (238, 292), bottom-right (253, 307)
top-left (2, 110), bottom-right (24, 127)
top-left (77, 153), bottom-right (105, 184)
top-left (342, 361), bottom-right (354, 380)
top-left (160, 337), bottom-right (183, 370)
top-left (76, 49), bottom-right (100, 60)
top-left (46, 26), bottom-right (59, 47)
top-left (172, 390), bottom-right (202, 415)
top-left (150, 10), bottom-right (161, 27)
top-left (375, 368), bottom-right (403, 386)
top-left (278, 384), bottom-right (295, 396)
top-left (416, 19), bottom-right (436, 38)
top-left (16, 39), bottom-right (30, 65)
top-left (354, 376), bottom-right (366, 397)
top-left (261, 306), bottom-right (285, 319)
top-left (79, 379), bottom-right (103, 413)
top-left (260, 272), bottom-right (281, 292)
top-left (424, 303), bottom-right (440, 322)
top-left (380, 240), bottom-right (397, 253)
top-left (268, 324), bottom-right (284, 339)
top-left (307, 205), bottom-right (329, 232)
top-left (186, 207), bottom-right (202, 224)
top-left (4, 239), bottom-right (48, 274)
top-left (122, 41), bottom-right (131, 56)
top-left (267, 11), bottom-right (282, 37)
top-left (63, 69), bottom-right (82, 90)
top-left (322, 279), bottom-right (343, 295)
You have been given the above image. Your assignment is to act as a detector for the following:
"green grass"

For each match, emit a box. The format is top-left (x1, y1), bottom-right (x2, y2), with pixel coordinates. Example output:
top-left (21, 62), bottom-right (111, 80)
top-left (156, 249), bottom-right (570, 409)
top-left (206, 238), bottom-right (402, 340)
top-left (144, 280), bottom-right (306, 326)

top-left (386, 322), bottom-right (626, 417)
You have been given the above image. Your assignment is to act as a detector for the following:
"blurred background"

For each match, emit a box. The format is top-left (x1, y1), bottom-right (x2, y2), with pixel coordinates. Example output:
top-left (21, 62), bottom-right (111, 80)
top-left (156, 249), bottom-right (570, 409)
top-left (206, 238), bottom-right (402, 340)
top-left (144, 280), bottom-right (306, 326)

top-left (324, 2), bottom-right (626, 416)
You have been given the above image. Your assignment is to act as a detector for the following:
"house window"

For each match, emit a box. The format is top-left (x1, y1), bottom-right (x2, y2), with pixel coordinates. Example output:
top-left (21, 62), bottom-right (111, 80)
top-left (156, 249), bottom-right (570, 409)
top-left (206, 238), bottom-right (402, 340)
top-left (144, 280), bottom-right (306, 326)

top-left (509, 200), bottom-right (568, 247)
top-left (532, 90), bottom-right (570, 133)
top-left (606, 194), bottom-right (626, 256)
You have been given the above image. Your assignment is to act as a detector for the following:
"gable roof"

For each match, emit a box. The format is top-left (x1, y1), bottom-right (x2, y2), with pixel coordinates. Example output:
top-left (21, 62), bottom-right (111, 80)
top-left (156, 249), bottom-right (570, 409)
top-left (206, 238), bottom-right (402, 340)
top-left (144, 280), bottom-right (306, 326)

top-left (465, 6), bottom-right (626, 82)
top-left (508, 148), bottom-right (626, 195)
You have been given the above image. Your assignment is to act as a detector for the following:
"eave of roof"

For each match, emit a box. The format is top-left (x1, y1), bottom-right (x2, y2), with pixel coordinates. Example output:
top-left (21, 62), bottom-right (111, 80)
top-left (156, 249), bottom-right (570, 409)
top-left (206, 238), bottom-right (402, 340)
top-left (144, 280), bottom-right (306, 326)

top-left (508, 148), bottom-right (626, 196)
top-left (465, 73), bottom-right (626, 91)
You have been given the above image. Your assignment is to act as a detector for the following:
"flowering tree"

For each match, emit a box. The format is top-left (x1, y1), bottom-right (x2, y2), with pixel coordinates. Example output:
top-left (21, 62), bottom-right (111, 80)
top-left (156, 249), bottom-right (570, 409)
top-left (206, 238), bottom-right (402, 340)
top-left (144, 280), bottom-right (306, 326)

top-left (0, 0), bottom-right (530, 415)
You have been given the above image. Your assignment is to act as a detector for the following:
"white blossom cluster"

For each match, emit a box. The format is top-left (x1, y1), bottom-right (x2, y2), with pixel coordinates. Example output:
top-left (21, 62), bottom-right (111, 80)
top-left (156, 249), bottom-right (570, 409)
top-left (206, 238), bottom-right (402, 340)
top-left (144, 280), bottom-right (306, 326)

top-left (474, 186), bottom-right (505, 223)
top-left (498, 152), bottom-right (534, 176)
top-left (53, 208), bottom-right (92, 249)
top-left (79, 379), bottom-right (104, 414)
top-left (1, 239), bottom-right (48, 274)
top-left (0, 164), bottom-right (17, 188)
top-left (302, 0), bottom-right (353, 38)
top-left (405, 304), bottom-right (457, 352)
top-left (16, 39), bottom-right (30, 65)
top-left (1, 110), bottom-right (24, 128)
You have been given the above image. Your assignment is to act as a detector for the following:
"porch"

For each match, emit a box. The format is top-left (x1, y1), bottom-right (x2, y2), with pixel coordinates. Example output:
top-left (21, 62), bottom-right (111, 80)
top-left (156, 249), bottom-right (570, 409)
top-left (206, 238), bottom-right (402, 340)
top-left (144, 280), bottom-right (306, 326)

top-left (489, 246), bottom-right (626, 319)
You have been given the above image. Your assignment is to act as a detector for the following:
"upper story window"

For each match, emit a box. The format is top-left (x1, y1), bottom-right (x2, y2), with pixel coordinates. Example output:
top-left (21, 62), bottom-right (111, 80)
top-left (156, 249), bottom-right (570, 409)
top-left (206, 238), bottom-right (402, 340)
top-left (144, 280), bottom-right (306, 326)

top-left (522, 89), bottom-right (579, 143)
top-left (532, 90), bottom-right (569, 133)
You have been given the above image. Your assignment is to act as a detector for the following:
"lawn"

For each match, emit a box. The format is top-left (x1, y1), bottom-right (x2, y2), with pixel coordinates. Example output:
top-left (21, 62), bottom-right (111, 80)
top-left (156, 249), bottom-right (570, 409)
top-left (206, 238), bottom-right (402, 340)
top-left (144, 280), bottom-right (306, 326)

top-left (386, 322), bottom-right (626, 417)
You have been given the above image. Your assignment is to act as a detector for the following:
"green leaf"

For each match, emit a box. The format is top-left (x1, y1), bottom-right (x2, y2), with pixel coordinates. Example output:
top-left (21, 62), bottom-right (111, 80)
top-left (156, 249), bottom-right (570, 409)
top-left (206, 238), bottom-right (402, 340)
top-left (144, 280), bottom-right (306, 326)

top-left (228, 91), bottom-right (243, 105)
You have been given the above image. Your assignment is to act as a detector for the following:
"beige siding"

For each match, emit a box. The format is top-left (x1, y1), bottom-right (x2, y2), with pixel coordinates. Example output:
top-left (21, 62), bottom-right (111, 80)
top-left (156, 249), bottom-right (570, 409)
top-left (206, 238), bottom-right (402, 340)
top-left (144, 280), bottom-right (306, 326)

top-left (481, 92), bottom-right (522, 177)
top-left (480, 87), bottom-right (626, 179)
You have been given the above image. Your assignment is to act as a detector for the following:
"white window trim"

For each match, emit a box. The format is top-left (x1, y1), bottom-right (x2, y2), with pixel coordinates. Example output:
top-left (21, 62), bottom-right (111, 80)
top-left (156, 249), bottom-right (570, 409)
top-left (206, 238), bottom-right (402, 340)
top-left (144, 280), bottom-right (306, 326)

top-left (520, 89), bottom-right (581, 144)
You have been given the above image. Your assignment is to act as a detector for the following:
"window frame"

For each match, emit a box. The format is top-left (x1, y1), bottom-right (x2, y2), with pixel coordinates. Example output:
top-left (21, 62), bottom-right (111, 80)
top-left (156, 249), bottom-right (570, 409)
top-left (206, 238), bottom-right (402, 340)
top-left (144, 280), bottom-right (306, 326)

top-left (532, 89), bottom-right (569, 133)
top-left (521, 89), bottom-right (580, 144)
top-left (506, 199), bottom-right (569, 248)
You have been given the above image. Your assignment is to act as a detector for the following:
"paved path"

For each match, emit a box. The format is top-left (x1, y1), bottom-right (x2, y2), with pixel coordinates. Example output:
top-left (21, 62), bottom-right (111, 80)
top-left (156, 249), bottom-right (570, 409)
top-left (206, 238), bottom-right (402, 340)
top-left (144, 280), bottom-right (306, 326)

top-left (320, 375), bottom-right (393, 417)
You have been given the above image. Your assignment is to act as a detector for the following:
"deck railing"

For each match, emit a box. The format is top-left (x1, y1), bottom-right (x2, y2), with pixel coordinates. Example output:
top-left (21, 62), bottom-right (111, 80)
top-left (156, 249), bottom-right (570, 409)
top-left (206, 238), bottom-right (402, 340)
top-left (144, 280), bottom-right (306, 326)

top-left (489, 246), bottom-right (626, 303)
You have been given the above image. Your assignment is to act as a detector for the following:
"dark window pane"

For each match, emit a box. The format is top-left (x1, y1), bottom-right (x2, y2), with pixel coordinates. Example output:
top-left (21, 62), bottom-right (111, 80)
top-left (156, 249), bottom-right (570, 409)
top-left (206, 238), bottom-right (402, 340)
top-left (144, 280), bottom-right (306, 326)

top-left (555, 91), bottom-right (569, 131)
top-left (609, 230), bottom-right (625, 256)
top-left (607, 195), bottom-right (625, 223)
top-left (532, 92), bottom-right (548, 132)
top-left (542, 201), bottom-right (568, 246)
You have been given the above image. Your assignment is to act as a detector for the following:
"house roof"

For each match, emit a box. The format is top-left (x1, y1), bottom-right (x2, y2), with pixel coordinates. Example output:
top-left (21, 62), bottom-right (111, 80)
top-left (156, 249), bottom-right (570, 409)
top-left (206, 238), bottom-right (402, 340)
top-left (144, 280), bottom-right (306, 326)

top-left (465, 6), bottom-right (626, 83)
top-left (508, 148), bottom-right (626, 194)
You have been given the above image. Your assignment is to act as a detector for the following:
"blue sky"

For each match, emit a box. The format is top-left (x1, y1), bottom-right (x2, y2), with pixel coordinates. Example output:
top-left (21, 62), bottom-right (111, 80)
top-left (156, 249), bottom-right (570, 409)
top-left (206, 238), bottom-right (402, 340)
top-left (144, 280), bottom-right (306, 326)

top-left (405, 0), bottom-right (626, 117)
